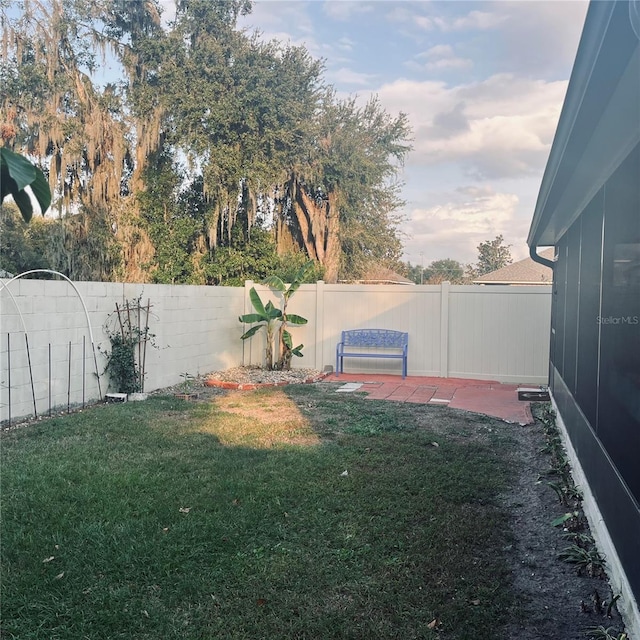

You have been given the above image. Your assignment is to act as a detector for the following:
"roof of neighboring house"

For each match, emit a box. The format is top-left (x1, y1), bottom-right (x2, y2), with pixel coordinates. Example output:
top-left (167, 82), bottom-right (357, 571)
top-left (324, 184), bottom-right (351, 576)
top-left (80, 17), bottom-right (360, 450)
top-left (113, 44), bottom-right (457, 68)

top-left (340, 266), bottom-right (415, 285)
top-left (473, 248), bottom-right (554, 285)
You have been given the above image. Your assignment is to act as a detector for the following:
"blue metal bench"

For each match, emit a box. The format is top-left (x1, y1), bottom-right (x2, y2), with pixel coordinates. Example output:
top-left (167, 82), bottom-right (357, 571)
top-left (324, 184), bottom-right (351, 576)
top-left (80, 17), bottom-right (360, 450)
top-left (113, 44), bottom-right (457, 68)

top-left (336, 329), bottom-right (409, 379)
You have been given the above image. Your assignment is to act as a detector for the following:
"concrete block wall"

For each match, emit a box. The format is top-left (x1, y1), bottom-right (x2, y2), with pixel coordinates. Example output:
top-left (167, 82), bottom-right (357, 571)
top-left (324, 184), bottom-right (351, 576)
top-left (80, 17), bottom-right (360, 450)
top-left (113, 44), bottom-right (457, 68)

top-left (1, 278), bottom-right (244, 423)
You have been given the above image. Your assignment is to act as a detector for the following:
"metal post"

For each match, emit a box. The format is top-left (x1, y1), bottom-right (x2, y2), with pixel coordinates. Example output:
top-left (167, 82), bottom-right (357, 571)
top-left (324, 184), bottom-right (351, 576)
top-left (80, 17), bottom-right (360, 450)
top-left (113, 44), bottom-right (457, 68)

top-left (48, 343), bottom-right (52, 417)
top-left (82, 335), bottom-right (86, 408)
top-left (25, 334), bottom-right (37, 419)
top-left (7, 333), bottom-right (11, 427)
top-left (67, 341), bottom-right (72, 413)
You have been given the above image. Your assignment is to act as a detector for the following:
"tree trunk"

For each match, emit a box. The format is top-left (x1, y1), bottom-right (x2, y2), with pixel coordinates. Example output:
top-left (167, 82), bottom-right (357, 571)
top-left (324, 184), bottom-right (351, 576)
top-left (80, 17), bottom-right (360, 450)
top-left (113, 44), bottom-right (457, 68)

top-left (323, 191), bottom-right (341, 283)
top-left (286, 174), bottom-right (342, 283)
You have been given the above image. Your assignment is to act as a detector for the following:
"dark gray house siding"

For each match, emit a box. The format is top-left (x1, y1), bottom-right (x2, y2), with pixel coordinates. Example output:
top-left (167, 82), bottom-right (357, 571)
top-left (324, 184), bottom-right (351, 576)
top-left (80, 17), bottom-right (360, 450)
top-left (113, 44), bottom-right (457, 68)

top-left (528, 0), bottom-right (640, 612)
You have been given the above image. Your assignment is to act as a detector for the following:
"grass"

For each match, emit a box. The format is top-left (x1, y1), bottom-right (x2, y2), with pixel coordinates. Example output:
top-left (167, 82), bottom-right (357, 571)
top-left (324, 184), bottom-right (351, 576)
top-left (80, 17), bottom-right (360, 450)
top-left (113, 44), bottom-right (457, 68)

top-left (2, 383), bottom-right (519, 639)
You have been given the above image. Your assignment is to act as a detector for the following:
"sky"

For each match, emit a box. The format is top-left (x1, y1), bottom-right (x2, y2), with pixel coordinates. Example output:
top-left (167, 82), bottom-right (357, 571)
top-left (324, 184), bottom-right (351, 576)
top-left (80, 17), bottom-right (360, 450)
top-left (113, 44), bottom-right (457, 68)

top-left (231, 0), bottom-right (590, 268)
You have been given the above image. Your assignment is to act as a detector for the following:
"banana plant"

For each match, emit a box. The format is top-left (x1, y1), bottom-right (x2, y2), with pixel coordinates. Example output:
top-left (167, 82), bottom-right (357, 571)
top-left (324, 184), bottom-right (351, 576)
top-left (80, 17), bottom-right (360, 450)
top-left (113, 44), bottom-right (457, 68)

top-left (239, 287), bottom-right (283, 370)
top-left (1, 148), bottom-right (51, 222)
top-left (263, 261), bottom-right (313, 370)
top-left (239, 261), bottom-right (313, 371)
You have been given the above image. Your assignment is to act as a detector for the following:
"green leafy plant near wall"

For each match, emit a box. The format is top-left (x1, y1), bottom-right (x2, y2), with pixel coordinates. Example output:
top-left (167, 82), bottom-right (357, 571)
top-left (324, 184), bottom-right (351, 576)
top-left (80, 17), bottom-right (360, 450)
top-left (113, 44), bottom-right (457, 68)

top-left (103, 333), bottom-right (140, 394)
top-left (101, 296), bottom-right (155, 394)
top-left (535, 404), bottom-right (627, 640)
top-left (239, 261), bottom-right (313, 370)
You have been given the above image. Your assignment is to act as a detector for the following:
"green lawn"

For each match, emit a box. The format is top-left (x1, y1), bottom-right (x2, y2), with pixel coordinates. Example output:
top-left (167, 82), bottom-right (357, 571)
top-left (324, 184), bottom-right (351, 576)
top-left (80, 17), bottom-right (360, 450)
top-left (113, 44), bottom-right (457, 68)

top-left (1, 384), bottom-right (519, 639)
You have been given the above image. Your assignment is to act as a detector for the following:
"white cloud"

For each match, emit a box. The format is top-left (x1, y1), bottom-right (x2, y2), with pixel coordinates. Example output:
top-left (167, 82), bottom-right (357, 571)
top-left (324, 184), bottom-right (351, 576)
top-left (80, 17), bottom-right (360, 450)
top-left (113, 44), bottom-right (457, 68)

top-left (337, 36), bottom-right (354, 52)
top-left (485, 1), bottom-right (589, 76)
top-left (425, 57), bottom-right (473, 71)
top-left (388, 6), bottom-right (504, 34)
top-left (443, 10), bottom-right (506, 32)
top-left (383, 1), bottom-right (588, 78)
top-left (417, 44), bottom-right (453, 60)
top-left (322, 1), bottom-right (374, 22)
top-left (329, 67), bottom-right (378, 86)
top-left (415, 44), bottom-right (473, 72)
top-left (401, 187), bottom-right (521, 264)
top-left (374, 74), bottom-right (568, 179)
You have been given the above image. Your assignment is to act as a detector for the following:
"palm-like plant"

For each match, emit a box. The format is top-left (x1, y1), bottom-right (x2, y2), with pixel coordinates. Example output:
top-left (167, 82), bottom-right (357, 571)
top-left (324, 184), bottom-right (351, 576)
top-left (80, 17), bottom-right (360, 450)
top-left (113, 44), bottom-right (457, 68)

top-left (263, 261), bottom-right (313, 370)
top-left (239, 288), bottom-right (283, 370)
top-left (239, 261), bottom-right (313, 370)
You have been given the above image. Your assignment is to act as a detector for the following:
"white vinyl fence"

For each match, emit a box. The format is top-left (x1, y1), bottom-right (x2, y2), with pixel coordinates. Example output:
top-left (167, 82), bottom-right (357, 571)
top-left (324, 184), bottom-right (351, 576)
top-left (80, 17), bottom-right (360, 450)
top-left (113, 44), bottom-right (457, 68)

top-left (1, 278), bottom-right (551, 423)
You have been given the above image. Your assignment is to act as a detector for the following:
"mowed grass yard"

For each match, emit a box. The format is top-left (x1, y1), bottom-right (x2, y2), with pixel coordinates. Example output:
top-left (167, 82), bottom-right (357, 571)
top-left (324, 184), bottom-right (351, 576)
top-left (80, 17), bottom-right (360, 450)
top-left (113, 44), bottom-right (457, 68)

top-left (1, 383), bottom-right (521, 640)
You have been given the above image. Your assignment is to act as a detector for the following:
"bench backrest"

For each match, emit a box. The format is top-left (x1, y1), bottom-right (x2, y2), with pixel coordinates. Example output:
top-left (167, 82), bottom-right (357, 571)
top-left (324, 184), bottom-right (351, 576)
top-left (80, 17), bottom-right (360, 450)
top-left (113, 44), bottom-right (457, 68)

top-left (341, 329), bottom-right (408, 349)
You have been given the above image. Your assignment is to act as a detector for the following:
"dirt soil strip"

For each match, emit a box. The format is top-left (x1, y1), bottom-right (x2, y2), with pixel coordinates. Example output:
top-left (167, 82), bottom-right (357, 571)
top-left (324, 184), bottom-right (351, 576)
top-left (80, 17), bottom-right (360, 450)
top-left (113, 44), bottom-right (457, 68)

top-left (500, 411), bottom-right (624, 639)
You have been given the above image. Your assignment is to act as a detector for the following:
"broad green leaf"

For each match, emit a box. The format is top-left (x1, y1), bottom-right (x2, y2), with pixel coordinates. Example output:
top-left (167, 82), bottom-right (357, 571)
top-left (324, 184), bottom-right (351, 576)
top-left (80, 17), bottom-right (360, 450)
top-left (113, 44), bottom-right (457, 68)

top-left (239, 313), bottom-right (265, 324)
top-left (282, 330), bottom-right (292, 349)
top-left (263, 275), bottom-right (286, 292)
top-left (0, 148), bottom-right (52, 221)
top-left (29, 166), bottom-right (52, 214)
top-left (1, 147), bottom-right (36, 192)
top-left (286, 314), bottom-right (308, 325)
top-left (12, 189), bottom-right (34, 223)
top-left (240, 325), bottom-right (263, 340)
top-left (551, 512), bottom-right (577, 527)
top-left (264, 301), bottom-right (282, 319)
top-left (285, 261), bottom-right (315, 298)
top-left (249, 288), bottom-right (267, 316)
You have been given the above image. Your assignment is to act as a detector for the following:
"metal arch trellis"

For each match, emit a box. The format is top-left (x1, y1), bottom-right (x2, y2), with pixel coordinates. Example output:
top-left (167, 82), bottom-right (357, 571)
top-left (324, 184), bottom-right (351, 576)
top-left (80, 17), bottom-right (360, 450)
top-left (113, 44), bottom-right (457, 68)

top-left (0, 270), bottom-right (103, 421)
top-left (630, 0), bottom-right (640, 41)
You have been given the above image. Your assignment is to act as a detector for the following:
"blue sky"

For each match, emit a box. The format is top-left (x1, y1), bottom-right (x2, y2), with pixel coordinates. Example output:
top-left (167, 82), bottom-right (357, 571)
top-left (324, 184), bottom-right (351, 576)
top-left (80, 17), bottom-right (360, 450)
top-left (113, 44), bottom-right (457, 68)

top-left (231, 0), bottom-right (590, 268)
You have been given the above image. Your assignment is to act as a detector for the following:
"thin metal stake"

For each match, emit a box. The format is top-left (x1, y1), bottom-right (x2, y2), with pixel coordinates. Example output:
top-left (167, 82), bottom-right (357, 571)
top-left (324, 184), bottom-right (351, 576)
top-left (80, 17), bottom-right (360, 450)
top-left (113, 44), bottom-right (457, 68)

top-left (48, 343), bottom-right (52, 417)
top-left (137, 301), bottom-right (142, 391)
top-left (141, 299), bottom-right (151, 393)
top-left (126, 301), bottom-right (132, 340)
top-left (7, 333), bottom-right (11, 427)
top-left (115, 302), bottom-right (125, 339)
top-left (82, 335), bottom-right (86, 408)
top-left (67, 341), bottom-right (72, 413)
top-left (25, 334), bottom-right (37, 419)
top-left (91, 341), bottom-right (102, 400)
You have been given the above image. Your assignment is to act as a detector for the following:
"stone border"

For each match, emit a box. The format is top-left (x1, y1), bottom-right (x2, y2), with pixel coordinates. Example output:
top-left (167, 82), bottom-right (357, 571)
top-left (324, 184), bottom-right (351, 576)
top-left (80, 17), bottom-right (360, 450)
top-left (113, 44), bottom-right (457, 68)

top-left (204, 371), bottom-right (331, 391)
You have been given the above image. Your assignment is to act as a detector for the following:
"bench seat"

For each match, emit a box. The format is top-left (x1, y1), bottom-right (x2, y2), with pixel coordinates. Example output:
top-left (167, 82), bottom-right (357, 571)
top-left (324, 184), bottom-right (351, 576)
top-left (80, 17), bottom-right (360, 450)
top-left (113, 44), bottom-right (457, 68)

top-left (336, 329), bottom-right (408, 379)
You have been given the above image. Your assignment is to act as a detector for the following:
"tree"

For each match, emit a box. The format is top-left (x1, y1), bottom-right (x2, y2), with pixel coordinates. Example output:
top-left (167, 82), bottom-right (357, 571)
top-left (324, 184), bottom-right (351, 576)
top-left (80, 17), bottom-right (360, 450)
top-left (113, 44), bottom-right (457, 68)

top-left (277, 93), bottom-right (411, 283)
top-left (474, 235), bottom-right (512, 276)
top-left (423, 258), bottom-right (465, 284)
top-left (2, 0), bottom-right (412, 285)
top-left (0, 200), bottom-right (120, 280)
top-left (0, 0), bottom-right (139, 212)
top-left (0, 203), bottom-right (50, 274)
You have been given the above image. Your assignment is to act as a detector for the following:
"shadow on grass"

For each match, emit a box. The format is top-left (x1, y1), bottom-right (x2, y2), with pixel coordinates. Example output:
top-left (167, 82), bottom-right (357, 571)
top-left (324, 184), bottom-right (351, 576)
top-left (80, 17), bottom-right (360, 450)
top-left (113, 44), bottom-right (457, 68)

top-left (1, 390), bottom-right (519, 640)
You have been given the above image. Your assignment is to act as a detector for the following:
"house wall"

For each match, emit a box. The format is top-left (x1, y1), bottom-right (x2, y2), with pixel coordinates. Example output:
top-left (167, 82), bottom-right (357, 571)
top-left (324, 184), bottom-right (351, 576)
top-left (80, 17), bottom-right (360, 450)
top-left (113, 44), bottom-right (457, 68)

top-left (1, 280), bottom-right (551, 424)
top-left (549, 143), bottom-right (640, 603)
